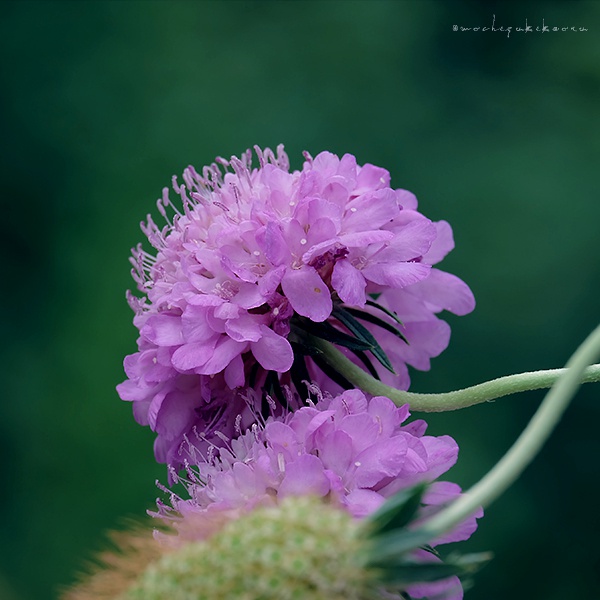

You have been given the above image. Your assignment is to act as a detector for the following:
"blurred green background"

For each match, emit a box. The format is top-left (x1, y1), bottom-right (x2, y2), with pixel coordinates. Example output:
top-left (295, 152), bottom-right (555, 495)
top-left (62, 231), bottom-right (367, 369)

top-left (1, 1), bottom-right (599, 598)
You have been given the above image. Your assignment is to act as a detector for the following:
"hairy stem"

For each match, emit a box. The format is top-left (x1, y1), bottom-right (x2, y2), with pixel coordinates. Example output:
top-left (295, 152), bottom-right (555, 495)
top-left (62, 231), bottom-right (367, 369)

top-left (309, 335), bottom-right (600, 412)
top-left (416, 323), bottom-right (600, 537)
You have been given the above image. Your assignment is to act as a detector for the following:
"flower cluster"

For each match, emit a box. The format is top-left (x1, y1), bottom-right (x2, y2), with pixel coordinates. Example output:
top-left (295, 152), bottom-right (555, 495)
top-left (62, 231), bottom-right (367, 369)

top-left (163, 390), bottom-right (468, 520)
top-left (154, 389), bottom-right (481, 599)
top-left (117, 146), bottom-right (474, 466)
top-left (100, 146), bottom-right (483, 600)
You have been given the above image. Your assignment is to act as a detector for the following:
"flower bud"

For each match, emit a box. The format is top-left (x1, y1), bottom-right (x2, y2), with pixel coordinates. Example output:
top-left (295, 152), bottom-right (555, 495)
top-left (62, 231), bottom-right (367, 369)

top-left (124, 496), bottom-right (370, 600)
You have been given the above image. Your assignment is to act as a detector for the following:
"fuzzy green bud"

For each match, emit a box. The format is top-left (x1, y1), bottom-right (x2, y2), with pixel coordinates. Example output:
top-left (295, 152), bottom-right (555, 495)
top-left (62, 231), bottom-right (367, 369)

top-left (122, 496), bottom-right (373, 600)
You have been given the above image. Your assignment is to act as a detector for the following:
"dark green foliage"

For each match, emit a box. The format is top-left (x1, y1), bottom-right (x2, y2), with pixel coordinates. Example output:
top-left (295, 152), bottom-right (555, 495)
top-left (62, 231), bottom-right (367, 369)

top-left (364, 485), bottom-right (491, 589)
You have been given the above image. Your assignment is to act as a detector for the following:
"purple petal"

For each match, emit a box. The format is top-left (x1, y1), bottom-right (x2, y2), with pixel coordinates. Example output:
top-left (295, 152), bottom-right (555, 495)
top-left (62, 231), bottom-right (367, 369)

top-left (406, 550), bottom-right (464, 600)
top-left (300, 237), bottom-right (340, 263)
top-left (311, 151), bottom-right (340, 178)
top-left (406, 269), bottom-right (475, 316)
top-left (171, 339), bottom-right (218, 371)
top-left (383, 218), bottom-right (437, 261)
top-left (152, 388), bottom-right (199, 438)
top-left (355, 163), bottom-right (390, 193)
top-left (423, 220), bottom-right (455, 265)
top-left (344, 489), bottom-right (386, 518)
top-left (329, 389), bottom-right (369, 415)
top-left (362, 261), bottom-right (431, 288)
top-left (388, 319), bottom-right (451, 370)
top-left (395, 189), bottom-right (419, 210)
top-left (338, 413), bottom-right (381, 453)
top-left (421, 435), bottom-right (459, 479)
top-left (264, 421), bottom-right (300, 458)
top-left (278, 454), bottom-right (330, 498)
top-left (307, 199), bottom-right (343, 229)
top-left (220, 253), bottom-right (257, 283)
top-left (257, 221), bottom-right (290, 266)
top-left (141, 315), bottom-right (184, 346)
top-left (214, 303), bottom-right (240, 320)
top-left (331, 260), bottom-right (366, 306)
top-left (337, 230), bottom-right (393, 248)
top-left (181, 305), bottom-right (216, 343)
top-left (224, 353), bottom-right (244, 388)
top-left (424, 483), bottom-right (483, 545)
top-left (281, 267), bottom-right (332, 322)
top-left (116, 378), bottom-right (150, 402)
top-left (250, 325), bottom-right (294, 372)
top-left (299, 410), bottom-right (337, 449)
top-left (225, 313), bottom-right (263, 342)
top-left (343, 188), bottom-right (401, 231)
top-left (233, 282), bottom-right (266, 309)
top-left (319, 429), bottom-right (354, 476)
top-left (258, 264), bottom-right (286, 297)
top-left (366, 396), bottom-right (403, 436)
top-left (354, 436), bottom-right (410, 487)
top-left (232, 462), bottom-right (268, 498)
top-left (377, 288), bottom-right (439, 321)
top-left (198, 337), bottom-right (246, 375)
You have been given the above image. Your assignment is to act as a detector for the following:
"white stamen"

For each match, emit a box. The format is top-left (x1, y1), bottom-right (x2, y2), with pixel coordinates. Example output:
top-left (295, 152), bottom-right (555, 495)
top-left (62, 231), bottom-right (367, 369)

top-left (278, 452), bottom-right (286, 473)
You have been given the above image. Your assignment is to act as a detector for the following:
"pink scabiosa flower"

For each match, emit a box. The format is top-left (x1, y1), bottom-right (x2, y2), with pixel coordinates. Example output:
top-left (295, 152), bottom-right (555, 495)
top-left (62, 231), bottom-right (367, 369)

top-left (118, 146), bottom-right (474, 467)
top-left (155, 388), bottom-right (481, 600)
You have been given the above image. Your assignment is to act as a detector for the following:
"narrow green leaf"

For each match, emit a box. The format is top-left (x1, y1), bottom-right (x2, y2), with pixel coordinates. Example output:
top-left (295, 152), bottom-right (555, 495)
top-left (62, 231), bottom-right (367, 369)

top-left (375, 561), bottom-right (466, 585)
top-left (288, 325), bottom-right (320, 357)
top-left (348, 348), bottom-right (381, 380)
top-left (311, 353), bottom-right (354, 390)
top-left (421, 544), bottom-right (440, 558)
top-left (448, 552), bottom-right (494, 572)
top-left (289, 346), bottom-right (312, 403)
top-left (345, 306), bottom-right (408, 344)
top-left (332, 306), bottom-right (395, 373)
top-left (248, 361), bottom-right (260, 388)
top-left (297, 318), bottom-right (373, 351)
top-left (368, 530), bottom-right (435, 563)
top-left (366, 484), bottom-right (428, 537)
top-left (366, 299), bottom-right (404, 325)
top-left (371, 541), bottom-right (492, 584)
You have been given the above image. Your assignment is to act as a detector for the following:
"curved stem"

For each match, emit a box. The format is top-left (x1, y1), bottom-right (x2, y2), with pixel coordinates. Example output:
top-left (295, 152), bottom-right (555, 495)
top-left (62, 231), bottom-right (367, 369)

top-left (309, 335), bottom-right (600, 412)
top-left (417, 323), bottom-right (600, 538)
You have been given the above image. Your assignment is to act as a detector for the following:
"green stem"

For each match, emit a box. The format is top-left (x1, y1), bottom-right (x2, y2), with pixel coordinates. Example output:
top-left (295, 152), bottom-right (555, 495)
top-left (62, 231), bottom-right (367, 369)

top-left (309, 335), bottom-right (600, 412)
top-left (417, 323), bottom-right (600, 538)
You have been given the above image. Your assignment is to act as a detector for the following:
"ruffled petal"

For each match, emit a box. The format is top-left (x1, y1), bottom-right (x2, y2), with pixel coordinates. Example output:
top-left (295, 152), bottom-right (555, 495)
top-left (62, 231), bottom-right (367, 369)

top-left (362, 261), bottom-right (431, 288)
top-left (171, 339), bottom-right (218, 371)
top-left (250, 325), bottom-right (294, 372)
top-left (331, 260), bottom-right (366, 306)
top-left (141, 314), bottom-right (184, 346)
top-left (406, 268), bottom-right (476, 315)
top-left (278, 454), bottom-right (330, 498)
top-left (281, 267), bottom-right (332, 322)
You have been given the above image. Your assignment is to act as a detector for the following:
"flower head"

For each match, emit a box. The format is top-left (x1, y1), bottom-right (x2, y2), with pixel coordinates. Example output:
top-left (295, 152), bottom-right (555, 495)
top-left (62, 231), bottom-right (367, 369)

top-left (118, 146), bottom-right (474, 466)
top-left (159, 390), bottom-right (480, 554)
